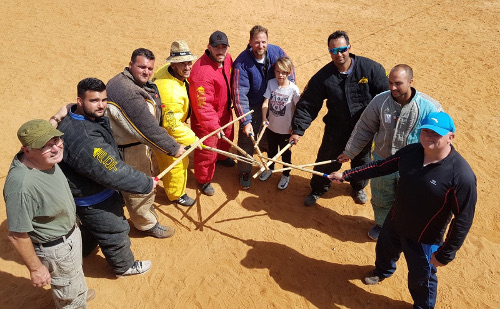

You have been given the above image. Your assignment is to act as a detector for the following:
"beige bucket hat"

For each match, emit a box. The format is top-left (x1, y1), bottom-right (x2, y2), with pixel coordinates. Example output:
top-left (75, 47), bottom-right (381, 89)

top-left (166, 40), bottom-right (198, 63)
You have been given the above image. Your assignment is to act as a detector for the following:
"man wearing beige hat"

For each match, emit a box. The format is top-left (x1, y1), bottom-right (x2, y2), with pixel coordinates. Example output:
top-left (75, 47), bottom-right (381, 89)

top-left (4, 119), bottom-right (94, 308)
top-left (106, 48), bottom-right (185, 238)
top-left (153, 40), bottom-right (198, 206)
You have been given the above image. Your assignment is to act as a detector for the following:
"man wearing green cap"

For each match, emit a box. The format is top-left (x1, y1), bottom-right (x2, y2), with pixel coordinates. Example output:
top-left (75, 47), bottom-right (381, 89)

top-left (4, 119), bottom-right (94, 308)
top-left (328, 112), bottom-right (477, 309)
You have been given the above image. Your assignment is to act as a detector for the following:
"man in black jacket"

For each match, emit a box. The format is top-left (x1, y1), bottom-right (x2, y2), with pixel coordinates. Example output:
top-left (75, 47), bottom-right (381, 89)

top-left (329, 112), bottom-right (477, 309)
top-left (58, 78), bottom-right (154, 278)
top-left (291, 30), bottom-right (388, 206)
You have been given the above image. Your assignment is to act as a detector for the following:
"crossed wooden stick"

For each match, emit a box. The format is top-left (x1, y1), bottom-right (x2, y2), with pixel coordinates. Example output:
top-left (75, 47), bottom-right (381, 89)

top-left (155, 110), bottom-right (334, 181)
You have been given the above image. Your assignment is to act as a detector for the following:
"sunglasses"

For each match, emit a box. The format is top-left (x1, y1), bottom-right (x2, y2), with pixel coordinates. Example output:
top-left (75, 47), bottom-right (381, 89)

top-left (328, 45), bottom-right (350, 55)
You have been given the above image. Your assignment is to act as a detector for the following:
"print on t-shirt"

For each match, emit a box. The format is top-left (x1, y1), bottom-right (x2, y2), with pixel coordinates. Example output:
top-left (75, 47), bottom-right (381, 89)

top-left (270, 92), bottom-right (289, 117)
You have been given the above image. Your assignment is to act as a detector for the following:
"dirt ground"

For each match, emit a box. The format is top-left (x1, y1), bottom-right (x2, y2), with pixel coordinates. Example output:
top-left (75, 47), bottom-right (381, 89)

top-left (1, 0), bottom-right (499, 308)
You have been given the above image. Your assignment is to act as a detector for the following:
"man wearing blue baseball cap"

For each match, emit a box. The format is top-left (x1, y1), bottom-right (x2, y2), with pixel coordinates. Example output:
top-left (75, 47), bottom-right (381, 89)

top-left (328, 111), bottom-right (477, 309)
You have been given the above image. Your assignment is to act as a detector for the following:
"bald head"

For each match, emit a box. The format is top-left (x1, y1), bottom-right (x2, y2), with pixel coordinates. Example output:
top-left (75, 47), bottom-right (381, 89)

top-left (389, 64), bottom-right (414, 104)
top-left (390, 64), bottom-right (413, 81)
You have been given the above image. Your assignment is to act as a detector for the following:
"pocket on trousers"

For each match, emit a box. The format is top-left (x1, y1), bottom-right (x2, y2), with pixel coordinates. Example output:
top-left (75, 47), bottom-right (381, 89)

top-left (51, 275), bottom-right (85, 307)
top-left (54, 242), bottom-right (79, 278)
top-left (51, 275), bottom-right (72, 301)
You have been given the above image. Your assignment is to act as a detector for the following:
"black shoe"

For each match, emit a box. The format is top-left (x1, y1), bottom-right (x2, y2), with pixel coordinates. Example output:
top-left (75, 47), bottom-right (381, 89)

top-left (218, 158), bottom-right (236, 167)
top-left (304, 192), bottom-right (321, 206)
top-left (200, 183), bottom-right (215, 196)
top-left (176, 194), bottom-right (195, 206)
top-left (240, 172), bottom-right (251, 189)
top-left (364, 270), bottom-right (384, 285)
top-left (368, 224), bottom-right (382, 240)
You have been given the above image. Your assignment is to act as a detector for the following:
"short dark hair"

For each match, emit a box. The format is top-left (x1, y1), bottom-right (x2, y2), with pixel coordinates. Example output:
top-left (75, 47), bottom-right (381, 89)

top-left (131, 48), bottom-right (155, 63)
top-left (391, 64), bottom-right (414, 80)
top-left (250, 25), bottom-right (268, 40)
top-left (328, 30), bottom-right (349, 45)
top-left (77, 78), bottom-right (106, 99)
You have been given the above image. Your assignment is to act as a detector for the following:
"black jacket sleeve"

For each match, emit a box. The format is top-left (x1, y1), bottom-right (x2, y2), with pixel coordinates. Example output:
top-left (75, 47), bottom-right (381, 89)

top-left (292, 71), bottom-right (328, 135)
top-left (434, 157), bottom-right (477, 264)
top-left (65, 127), bottom-right (153, 195)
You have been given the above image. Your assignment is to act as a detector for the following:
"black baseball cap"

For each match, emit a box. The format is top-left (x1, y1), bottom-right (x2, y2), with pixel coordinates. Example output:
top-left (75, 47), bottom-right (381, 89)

top-left (209, 31), bottom-right (229, 47)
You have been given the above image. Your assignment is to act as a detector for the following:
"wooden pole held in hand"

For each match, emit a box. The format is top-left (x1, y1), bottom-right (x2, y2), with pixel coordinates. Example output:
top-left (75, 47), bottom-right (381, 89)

top-left (155, 110), bottom-right (254, 180)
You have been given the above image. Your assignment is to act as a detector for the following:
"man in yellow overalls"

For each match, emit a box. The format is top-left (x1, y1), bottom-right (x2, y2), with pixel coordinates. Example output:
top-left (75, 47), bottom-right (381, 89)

top-left (153, 41), bottom-right (198, 206)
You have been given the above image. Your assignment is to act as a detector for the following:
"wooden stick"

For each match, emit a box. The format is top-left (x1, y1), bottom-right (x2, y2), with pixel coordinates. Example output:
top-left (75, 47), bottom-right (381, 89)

top-left (155, 110), bottom-right (253, 180)
top-left (220, 135), bottom-right (261, 167)
top-left (200, 144), bottom-right (257, 165)
top-left (253, 141), bottom-right (294, 178)
top-left (260, 155), bottom-right (329, 178)
top-left (272, 159), bottom-right (338, 172)
top-left (249, 133), bottom-right (269, 171)
top-left (255, 122), bottom-right (268, 145)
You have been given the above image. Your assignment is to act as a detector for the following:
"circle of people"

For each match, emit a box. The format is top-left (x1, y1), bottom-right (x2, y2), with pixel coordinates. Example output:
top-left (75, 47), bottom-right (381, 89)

top-left (4, 25), bottom-right (477, 309)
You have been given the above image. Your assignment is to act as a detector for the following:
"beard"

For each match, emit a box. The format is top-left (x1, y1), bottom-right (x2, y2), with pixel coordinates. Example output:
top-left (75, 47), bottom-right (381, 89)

top-left (83, 105), bottom-right (105, 119)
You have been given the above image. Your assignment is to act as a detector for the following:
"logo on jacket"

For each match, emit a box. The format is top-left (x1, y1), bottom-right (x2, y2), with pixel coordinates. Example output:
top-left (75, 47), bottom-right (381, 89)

top-left (164, 110), bottom-right (177, 132)
top-left (430, 179), bottom-right (437, 185)
top-left (196, 86), bottom-right (206, 108)
top-left (93, 148), bottom-right (118, 171)
top-left (358, 77), bottom-right (368, 84)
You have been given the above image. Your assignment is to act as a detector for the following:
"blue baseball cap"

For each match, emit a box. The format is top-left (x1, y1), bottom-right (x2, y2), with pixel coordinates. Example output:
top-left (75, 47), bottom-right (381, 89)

top-left (419, 112), bottom-right (456, 136)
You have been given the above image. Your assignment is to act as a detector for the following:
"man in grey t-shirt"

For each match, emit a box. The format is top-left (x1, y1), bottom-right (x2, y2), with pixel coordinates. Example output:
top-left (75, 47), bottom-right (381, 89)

top-left (4, 119), bottom-right (94, 308)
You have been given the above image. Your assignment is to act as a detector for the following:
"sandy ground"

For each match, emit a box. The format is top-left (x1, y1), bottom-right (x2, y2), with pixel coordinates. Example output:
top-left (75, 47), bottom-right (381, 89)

top-left (1, 0), bottom-right (499, 308)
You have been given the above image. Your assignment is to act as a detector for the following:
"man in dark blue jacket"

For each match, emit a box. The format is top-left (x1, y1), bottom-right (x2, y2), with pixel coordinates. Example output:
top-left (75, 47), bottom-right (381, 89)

top-left (232, 25), bottom-right (296, 189)
top-left (291, 30), bottom-right (388, 206)
top-left (329, 112), bottom-right (477, 309)
top-left (58, 78), bottom-right (156, 278)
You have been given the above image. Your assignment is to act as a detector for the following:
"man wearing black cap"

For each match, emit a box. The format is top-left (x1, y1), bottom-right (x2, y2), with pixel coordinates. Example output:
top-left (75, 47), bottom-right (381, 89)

top-left (188, 30), bottom-right (235, 196)
top-left (4, 119), bottom-right (94, 308)
top-left (328, 112), bottom-right (477, 309)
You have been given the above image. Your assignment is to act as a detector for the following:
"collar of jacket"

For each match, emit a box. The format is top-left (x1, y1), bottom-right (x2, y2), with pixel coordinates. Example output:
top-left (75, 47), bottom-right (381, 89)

top-left (245, 45), bottom-right (268, 65)
top-left (332, 53), bottom-right (357, 75)
top-left (69, 105), bottom-right (111, 130)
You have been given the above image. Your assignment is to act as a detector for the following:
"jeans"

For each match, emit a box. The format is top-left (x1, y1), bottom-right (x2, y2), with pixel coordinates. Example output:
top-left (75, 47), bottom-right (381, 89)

top-left (310, 129), bottom-right (371, 194)
top-left (371, 153), bottom-right (399, 226)
top-left (76, 191), bottom-right (134, 274)
top-left (374, 219), bottom-right (439, 309)
top-left (34, 226), bottom-right (88, 308)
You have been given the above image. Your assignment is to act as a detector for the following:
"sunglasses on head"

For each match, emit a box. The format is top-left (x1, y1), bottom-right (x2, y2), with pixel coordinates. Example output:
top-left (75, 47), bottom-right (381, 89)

top-left (328, 45), bottom-right (350, 55)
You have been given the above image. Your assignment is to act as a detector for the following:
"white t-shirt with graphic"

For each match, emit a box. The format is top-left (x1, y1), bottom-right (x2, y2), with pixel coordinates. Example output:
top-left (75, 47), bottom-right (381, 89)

top-left (263, 78), bottom-right (300, 134)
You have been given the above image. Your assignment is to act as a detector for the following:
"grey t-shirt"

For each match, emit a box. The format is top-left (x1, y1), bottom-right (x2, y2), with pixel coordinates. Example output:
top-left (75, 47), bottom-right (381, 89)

top-left (264, 78), bottom-right (300, 134)
top-left (4, 153), bottom-right (76, 243)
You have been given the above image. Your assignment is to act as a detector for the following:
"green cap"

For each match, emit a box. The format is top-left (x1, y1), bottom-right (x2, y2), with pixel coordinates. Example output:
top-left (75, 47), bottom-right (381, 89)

top-left (17, 119), bottom-right (63, 149)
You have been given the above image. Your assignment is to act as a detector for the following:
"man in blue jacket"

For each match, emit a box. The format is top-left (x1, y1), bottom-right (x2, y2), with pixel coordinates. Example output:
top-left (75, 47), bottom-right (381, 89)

top-left (232, 25), bottom-right (296, 189)
top-left (291, 30), bottom-right (388, 206)
top-left (58, 78), bottom-right (154, 278)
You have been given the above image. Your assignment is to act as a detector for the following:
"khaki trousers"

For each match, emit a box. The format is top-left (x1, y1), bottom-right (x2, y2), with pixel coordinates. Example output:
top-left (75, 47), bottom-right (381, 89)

top-left (120, 144), bottom-right (158, 231)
